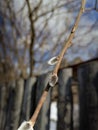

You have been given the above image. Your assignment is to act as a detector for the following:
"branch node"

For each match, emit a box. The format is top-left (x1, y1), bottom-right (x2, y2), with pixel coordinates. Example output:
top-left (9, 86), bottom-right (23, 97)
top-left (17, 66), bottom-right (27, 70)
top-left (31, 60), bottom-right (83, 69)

top-left (49, 73), bottom-right (58, 87)
top-left (81, 7), bottom-right (85, 13)
top-left (71, 27), bottom-right (76, 33)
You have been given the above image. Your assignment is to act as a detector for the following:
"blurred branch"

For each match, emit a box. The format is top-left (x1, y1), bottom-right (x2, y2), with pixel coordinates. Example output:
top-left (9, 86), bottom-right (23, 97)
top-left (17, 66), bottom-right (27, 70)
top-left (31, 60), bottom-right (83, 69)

top-left (32, 0), bottom-right (43, 13)
top-left (26, 0), bottom-right (35, 77)
top-left (33, 1), bottom-right (74, 21)
top-left (16, 1), bottom-right (26, 14)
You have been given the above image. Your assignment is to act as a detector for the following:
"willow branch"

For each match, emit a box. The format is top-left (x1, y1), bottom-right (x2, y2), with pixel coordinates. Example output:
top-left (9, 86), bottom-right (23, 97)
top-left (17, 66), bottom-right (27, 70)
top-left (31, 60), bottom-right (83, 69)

top-left (29, 0), bottom-right (85, 127)
top-left (53, 0), bottom-right (86, 76)
top-left (18, 0), bottom-right (86, 129)
top-left (29, 87), bottom-right (49, 126)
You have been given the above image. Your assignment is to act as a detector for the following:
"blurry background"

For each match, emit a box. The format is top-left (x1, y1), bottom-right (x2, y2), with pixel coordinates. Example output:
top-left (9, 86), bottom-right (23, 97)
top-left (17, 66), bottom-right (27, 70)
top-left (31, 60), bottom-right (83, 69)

top-left (0, 0), bottom-right (98, 130)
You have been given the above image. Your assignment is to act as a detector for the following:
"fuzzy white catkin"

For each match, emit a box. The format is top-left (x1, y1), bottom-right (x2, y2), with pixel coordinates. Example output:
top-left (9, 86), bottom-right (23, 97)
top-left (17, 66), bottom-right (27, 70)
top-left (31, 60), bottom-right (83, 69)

top-left (49, 73), bottom-right (58, 87)
top-left (48, 56), bottom-right (58, 65)
top-left (17, 121), bottom-right (34, 130)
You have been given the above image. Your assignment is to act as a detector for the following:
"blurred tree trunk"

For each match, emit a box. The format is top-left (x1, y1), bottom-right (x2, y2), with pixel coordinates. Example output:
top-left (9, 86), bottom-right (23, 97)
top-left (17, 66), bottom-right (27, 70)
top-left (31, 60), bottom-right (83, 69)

top-left (78, 61), bottom-right (98, 130)
top-left (20, 77), bottom-right (36, 123)
top-left (0, 83), bottom-right (8, 130)
top-left (9, 79), bottom-right (24, 130)
top-left (0, 77), bottom-right (36, 130)
top-left (57, 69), bottom-right (72, 130)
top-left (0, 79), bottom-right (24, 130)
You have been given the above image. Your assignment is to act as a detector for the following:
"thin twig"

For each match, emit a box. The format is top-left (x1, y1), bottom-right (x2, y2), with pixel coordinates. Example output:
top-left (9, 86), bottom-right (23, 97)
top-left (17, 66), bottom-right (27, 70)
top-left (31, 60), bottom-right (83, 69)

top-left (19, 0), bottom-right (86, 128)
top-left (52, 0), bottom-right (86, 76)
top-left (29, 0), bottom-right (86, 127)
top-left (30, 89), bottom-right (49, 126)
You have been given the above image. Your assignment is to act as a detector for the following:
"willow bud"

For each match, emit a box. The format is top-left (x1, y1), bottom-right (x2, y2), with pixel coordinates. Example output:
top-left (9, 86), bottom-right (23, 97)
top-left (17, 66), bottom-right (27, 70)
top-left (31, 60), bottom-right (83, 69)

top-left (49, 73), bottom-right (58, 87)
top-left (17, 121), bottom-right (34, 130)
top-left (48, 56), bottom-right (59, 65)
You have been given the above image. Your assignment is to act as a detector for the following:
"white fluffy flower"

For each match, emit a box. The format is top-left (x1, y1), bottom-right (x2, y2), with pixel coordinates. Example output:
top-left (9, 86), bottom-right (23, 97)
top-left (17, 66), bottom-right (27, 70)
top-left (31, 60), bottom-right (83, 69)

top-left (48, 56), bottom-right (58, 65)
top-left (49, 73), bottom-right (58, 87)
top-left (17, 121), bottom-right (34, 130)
